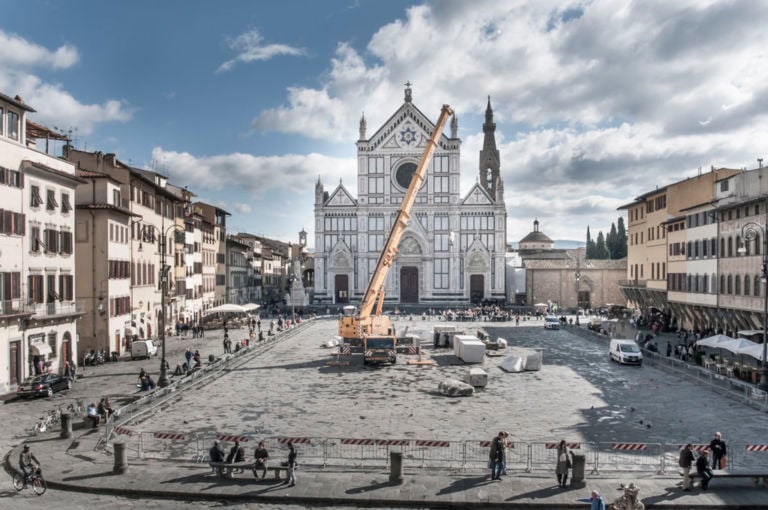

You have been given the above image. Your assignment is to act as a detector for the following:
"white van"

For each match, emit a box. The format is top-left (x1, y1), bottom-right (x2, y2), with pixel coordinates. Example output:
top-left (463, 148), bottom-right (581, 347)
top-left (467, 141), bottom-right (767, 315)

top-left (131, 340), bottom-right (158, 360)
top-left (610, 339), bottom-right (643, 365)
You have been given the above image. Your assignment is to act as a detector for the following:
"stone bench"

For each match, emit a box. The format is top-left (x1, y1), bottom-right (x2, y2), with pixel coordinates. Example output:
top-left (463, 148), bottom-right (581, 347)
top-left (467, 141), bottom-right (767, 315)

top-left (209, 461), bottom-right (254, 479)
top-left (681, 470), bottom-right (768, 486)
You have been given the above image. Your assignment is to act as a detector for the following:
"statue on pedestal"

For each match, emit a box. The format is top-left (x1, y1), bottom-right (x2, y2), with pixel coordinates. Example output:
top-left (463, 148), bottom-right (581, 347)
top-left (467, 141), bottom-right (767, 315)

top-left (609, 483), bottom-right (644, 510)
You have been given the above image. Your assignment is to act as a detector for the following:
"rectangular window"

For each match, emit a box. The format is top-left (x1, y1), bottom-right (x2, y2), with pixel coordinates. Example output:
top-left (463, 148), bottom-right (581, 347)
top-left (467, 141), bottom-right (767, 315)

top-left (435, 233), bottom-right (449, 251)
top-left (30, 185), bottom-right (43, 208)
top-left (434, 258), bottom-right (449, 289)
top-left (368, 177), bottom-right (384, 194)
top-left (61, 193), bottom-right (72, 213)
top-left (44, 228), bottom-right (59, 253)
top-left (0, 107), bottom-right (3, 136)
top-left (59, 274), bottom-right (73, 300)
top-left (367, 157), bottom-right (384, 174)
top-left (368, 234), bottom-right (384, 252)
top-left (433, 155), bottom-right (449, 173)
top-left (7, 110), bottom-right (19, 140)
top-left (433, 175), bottom-right (449, 193)
top-left (60, 231), bottom-right (73, 254)
top-left (46, 189), bottom-right (58, 211)
top-left (30, 226), bottom-right (40, 253)
top-left (0, 271), bottom-right (21, 300)
top-left (368, 216), bottom-right (384, 231)
top-left (434, 215), bottom-right (449, 231)
top-left (720, 180), bottom-right (729, 192)
top-left (47, 274), bottom-right (57, 303)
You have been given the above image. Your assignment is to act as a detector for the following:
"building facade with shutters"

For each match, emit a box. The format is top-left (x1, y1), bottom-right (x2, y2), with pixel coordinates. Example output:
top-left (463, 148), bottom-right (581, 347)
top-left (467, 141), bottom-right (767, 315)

top-left (313, 85), bottom-right (507, 307)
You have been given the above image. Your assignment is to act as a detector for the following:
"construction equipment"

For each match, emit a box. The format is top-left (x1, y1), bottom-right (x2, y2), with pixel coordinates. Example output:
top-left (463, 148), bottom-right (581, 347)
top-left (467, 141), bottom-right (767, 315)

top-left (339, 104), bottom-right (454, 364)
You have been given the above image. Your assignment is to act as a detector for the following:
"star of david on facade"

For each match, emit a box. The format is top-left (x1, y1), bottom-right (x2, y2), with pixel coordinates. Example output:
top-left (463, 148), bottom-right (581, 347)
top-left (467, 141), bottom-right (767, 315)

top-left (400, 127), bottom-right (417, 146)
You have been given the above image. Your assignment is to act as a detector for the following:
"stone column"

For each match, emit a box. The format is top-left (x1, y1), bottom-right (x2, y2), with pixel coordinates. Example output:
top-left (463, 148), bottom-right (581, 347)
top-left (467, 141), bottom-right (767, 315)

top-left (571, 450), bottom-right (586, 487)
top-left (59, 413), bottom-right (72, 439)
top-left (113, 441), bottom-right (128, 474)
top-left (389, 450), bottom-right (403, 485)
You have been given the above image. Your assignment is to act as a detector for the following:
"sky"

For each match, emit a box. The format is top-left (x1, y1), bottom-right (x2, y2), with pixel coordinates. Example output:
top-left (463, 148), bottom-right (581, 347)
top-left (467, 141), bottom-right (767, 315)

top-left (2, 0), bottom-right (768, 248)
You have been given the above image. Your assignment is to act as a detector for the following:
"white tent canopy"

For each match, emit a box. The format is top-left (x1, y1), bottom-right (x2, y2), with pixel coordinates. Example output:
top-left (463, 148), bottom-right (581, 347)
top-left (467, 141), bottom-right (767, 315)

top-left (203, 304), bottom-right (246, 315)
top-left (695, 334), bottom-right (736, 348)
top-left (737, 342), bottom-right (766, 361)
top-left (719, 338), bottom-right (757, 354)
top-left (241, 303), bottom-right (261, 312)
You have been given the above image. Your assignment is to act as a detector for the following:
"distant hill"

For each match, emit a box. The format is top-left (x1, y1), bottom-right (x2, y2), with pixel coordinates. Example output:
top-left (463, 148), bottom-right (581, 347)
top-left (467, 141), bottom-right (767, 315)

top-left (507, 240), bottom-right (585, 250)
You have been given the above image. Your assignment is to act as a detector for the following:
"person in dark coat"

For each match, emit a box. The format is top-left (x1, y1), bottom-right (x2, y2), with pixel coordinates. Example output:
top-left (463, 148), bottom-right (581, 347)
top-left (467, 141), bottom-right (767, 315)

top-left (555, 439), bottom-right (571, 488)
top-left (488, 431), bottom-right (505, 480)
top-left (286, 442), bottom-right (297, 486)
top-left (678, 444), bottom-right (695, 491)
top-left (696, 450), bottom-right (713, 490)
top-left (227, 440), bottom-right (246, 473)
top-left (209, 440), bottom-right (225, 463)
top-left (709, 432), bottom-right (726, 470)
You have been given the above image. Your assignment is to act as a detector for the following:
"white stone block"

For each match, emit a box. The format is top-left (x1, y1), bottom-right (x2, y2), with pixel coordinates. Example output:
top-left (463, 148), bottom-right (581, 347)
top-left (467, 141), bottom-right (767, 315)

top-left (438, 378), bottom-right (474, 397)
top-left (464, 367), bottom-right (488, 387)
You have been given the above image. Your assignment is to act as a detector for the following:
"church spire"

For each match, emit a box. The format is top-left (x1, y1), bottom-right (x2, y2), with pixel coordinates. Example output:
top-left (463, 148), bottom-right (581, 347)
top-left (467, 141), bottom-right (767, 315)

top-left (451, 113), bottom-right (458, 138)
top-left (404, 81), bottom-right (412, 103)
top-left (359, 112), bottom-right (367, 140)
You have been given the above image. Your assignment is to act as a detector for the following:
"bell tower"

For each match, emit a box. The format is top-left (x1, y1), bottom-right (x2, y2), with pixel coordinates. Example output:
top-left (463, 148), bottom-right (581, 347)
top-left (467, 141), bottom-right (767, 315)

top-left (478, 96), bottom-right (501, 200)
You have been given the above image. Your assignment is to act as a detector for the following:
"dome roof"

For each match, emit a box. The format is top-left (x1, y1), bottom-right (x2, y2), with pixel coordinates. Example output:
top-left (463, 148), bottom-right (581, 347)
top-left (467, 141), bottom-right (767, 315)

top-left (519, 219), bottom-right (553, 245)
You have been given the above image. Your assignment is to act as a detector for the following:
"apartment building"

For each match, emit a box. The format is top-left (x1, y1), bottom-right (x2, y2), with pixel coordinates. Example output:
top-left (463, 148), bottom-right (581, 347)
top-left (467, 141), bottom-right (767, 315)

top-left (619, 167), bottom-right (740, 330)
top-left (0, 93), bottom-right (82, 393)
top-left (226, 235), bottom-right (251, 305)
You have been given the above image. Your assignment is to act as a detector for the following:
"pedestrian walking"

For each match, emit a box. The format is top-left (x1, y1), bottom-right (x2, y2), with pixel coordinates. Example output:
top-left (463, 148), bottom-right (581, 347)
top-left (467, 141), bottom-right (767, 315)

top-left (185, 347), bottom-right (193, 368)
top-left (488, 431), bottom-right (504, 480)
top-left (696, 450), bottom-right (713, 490)
top-left (678, 443), bottom-right (695, 491)
top-left (286, 442), bottom-right (297, 487)
top-left (709, 432), bottom-right (726, 470)
top-left (577, 489), bottom-right (606, 510)
top-left (501, 432), bottom-right (510, 475)
top-left (555, 439), bottom-right (571, 488)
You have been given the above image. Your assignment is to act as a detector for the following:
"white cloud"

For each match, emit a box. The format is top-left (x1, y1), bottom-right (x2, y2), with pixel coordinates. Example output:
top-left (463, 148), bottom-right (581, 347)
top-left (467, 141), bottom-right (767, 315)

top-left (151, 147), bottom-right (355, 196)
top-left (217, 29), bottom-right (306, 73)
top-left (0, 30), bottom-right (79, 69)
top-left (250, 0), bottom-right (768, 240)
top-left (0, 30), bottom-right (132, 135)
top-left (233, 203), bottom-right (253, 214)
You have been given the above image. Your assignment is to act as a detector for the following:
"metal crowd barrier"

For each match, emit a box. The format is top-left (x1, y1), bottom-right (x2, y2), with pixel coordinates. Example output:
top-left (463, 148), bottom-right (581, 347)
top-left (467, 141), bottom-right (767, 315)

top-left (123, 434), bottom-right (768, 476)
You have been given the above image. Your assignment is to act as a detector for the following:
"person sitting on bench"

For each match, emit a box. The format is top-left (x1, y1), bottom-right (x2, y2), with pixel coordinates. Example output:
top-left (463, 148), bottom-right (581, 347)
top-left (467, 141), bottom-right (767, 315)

top-left (226, 440), bottom-right (245, 473)
top-left (253, 441), bottom-right (269, 479)
top-left (86, 402), bottom-right (100, 427)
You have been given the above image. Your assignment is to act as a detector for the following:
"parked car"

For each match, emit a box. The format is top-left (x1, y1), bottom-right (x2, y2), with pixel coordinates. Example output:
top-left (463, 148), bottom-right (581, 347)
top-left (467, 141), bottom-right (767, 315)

top-left (131, 339), bottom-right (158, 360)
top-left (544, 316), bottom-right (560, 330)
top-left (17, 373), bottom-right (72, 398)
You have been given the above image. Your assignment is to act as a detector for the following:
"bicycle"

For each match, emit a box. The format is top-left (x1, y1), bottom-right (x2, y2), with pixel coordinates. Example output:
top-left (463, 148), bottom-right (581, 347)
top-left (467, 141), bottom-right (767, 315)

top-left (32, 408), bottom-right (61, 435)
top-left (66, 399), bottom-right (85, 418)
top-left (12, 466), bottom-right (47, 495)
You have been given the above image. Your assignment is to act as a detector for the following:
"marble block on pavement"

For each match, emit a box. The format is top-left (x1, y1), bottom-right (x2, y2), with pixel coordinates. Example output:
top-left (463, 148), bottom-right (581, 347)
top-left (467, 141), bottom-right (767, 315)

top-left (464, 367), bottom-right (488, 387)
top-left (438, 378), bottom-right (475, 397)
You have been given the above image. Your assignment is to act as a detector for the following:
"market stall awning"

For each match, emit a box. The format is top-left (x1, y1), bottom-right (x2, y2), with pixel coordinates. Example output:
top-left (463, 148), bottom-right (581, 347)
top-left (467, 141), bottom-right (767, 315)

top-left (718, 338), bottom-right (757, 354)
top-left (695, 334), bottom-right (735, 348)
top-left (203, 304), bottom-right (246, 315)
top-left (242, 303), bottom-right (260, 311)
top-left (737, 342), bottom-right (766, 361)
top-left (30, 343), bottom-right (52, 356)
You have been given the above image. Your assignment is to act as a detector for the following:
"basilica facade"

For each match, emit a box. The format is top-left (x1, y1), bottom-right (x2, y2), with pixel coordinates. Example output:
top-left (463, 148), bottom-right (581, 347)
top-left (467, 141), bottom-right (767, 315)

top-left (312, 85), bottom-right (507, 306)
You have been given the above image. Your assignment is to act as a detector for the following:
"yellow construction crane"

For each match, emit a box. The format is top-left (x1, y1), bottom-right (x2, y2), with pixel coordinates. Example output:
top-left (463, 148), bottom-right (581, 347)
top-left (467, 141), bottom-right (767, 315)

top-left (339, 104), bottom-right (454, 363)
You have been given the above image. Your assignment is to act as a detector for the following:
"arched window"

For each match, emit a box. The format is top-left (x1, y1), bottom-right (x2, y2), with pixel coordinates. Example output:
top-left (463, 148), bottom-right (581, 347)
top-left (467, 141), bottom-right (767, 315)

top-left (744, 274), bottom-right (751, 296)
top-left (735, 275), bottom-right (741, 295)
top-left (692, 274), bottom-right (698, 293)
top-left (720, 238), bottom-right (725, 258)
top-left (727, 274), bottom-right (733, 294)
top-left (720, 275), bottom-right (726, 294)
top-left (755, 234), bottom-right (761, 256)
top-left (756, 276), bottom-right (763, 297)
top-left (703, 274), bottom-right (709, 293)
top-left (711, 273), bottom-right (717, 294)
top-left (728, 237), bottom-right (734, 257)
top-left (736, 235), bottom-right (742, 256)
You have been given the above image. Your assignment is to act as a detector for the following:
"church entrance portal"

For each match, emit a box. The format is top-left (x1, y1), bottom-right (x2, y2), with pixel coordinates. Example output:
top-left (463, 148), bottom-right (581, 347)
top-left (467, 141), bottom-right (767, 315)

top-left (400, 267), bottom-right (418, 303)
top-left (470, 275), bottom-right (484, 303)
top-left (335, 274), bottom-right (349, 304)
top-left (578, 290), bottom-right (591, 310)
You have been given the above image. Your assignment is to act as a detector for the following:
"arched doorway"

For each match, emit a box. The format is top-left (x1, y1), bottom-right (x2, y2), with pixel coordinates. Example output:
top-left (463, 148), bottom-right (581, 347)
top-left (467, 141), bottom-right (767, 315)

top-left (61, 332), bottom-right (72, 367)
top-left (400, 267), bottom-right (419, 303)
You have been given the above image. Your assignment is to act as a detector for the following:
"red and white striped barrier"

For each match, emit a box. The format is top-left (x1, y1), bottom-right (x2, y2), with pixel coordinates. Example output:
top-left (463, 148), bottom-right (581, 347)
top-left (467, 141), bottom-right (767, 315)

top-left (677, 444), bottom-right (709, 452)
top-left (216, 434), bottom-right (249, 443)
top-left (113, 425), bottom-right (134, 436)
top-left (408, 346), bottom-right (419, 354)
top-left (342, 438), bottom-right (376, 445)
top-left (612, 443), bottom-right (647, 451)
top-left (340, 346), bottom-right (351, 355)
top-left (746, 444), bottom-right (768, 452)
top-left (545, 442), bottom-right (581, 449)
top-left (416, 440), bottom-right (450, 447)
top-left (479, 441), bottom-right (516, 448)
top-left (278, 437), bottom-right (311, 445)
top-left (376, 439), bottom-right (408, 446)
top-left (154, 432), bottom-right (186, 441)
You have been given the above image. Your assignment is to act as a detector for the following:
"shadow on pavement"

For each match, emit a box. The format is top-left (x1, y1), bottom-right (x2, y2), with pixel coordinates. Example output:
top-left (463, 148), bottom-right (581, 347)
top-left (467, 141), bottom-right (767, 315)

top-left (505, 483), bottom-right (567, 501)
top-left (436, 474), bottom-right (494, 495)
top-left (62, 470), bottom-right (122, 482)
top-left (345, 479), bottom-right (398, 494)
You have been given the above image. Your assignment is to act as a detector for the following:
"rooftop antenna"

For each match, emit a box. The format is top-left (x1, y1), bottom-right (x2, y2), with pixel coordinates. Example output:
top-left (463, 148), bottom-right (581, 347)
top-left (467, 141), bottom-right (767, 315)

top-left (758, 158), bottom-right (763, 168)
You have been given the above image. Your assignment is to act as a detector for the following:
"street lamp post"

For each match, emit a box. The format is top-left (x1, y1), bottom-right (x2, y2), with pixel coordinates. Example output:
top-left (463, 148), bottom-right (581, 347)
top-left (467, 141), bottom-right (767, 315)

top-left (739, 221), bottom-right (768, 391)
top-left (138, 222), bottom-right (185, 388)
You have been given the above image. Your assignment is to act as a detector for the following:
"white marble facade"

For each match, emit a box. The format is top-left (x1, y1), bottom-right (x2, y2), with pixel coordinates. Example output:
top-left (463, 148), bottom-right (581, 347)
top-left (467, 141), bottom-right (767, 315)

top-left (313, 86), bottom-right (507, 306)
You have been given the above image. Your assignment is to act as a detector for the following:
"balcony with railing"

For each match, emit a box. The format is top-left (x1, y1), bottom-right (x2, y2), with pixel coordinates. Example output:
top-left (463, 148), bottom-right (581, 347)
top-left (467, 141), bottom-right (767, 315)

top-left (0, 299), bottom-right (31, 317)
top-left (30, 299), bottom-right (85, 318)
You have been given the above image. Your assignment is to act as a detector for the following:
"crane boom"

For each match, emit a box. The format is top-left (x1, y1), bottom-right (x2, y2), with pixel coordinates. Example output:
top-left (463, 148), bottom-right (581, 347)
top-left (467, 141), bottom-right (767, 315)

top-left (339, 104), bottom-right (453, 342)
